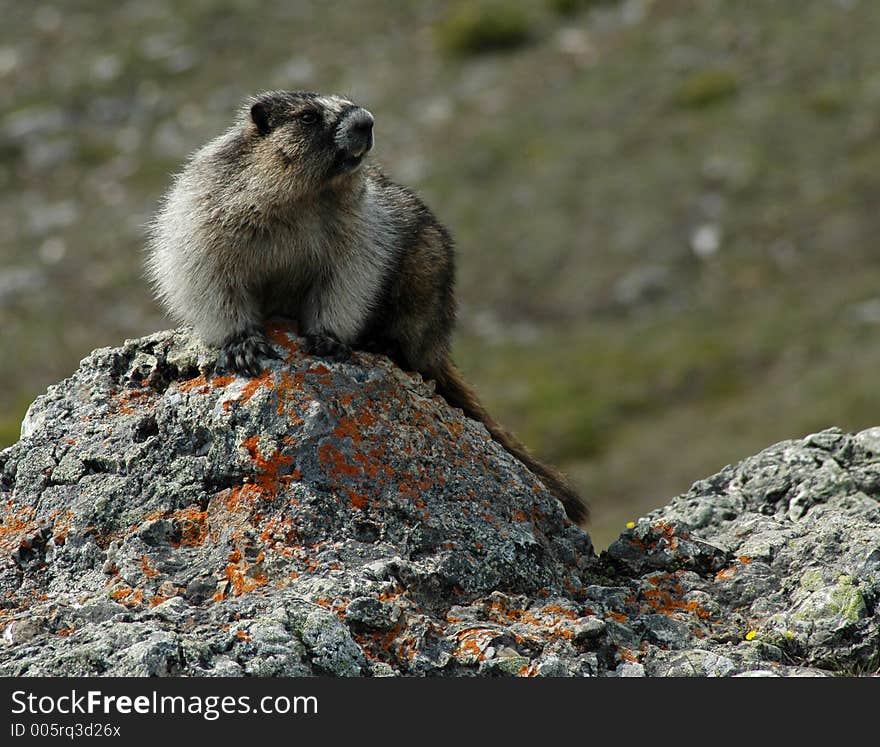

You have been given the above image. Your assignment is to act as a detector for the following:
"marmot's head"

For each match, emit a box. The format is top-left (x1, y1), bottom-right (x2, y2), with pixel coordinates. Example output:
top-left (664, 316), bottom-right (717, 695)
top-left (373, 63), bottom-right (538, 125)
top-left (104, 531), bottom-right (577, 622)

top-left (242, 90), bottom-right (374, 200)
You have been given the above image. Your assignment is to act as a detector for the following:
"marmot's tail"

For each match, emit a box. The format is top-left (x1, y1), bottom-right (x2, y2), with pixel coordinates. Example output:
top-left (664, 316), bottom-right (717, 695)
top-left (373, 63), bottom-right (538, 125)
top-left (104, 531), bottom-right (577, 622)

top-left (432, 357), bottom-right (589, 524)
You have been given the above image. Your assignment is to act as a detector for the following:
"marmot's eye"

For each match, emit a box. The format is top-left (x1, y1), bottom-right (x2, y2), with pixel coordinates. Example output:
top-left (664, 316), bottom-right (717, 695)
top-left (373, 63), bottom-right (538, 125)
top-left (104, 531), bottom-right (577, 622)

top-left (299, 111), bottom-right (319, 125)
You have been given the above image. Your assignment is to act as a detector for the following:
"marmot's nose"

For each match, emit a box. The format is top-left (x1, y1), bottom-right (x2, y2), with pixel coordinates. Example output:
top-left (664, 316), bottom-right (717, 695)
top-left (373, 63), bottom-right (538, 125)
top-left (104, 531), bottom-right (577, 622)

top-left (336, 108), bottom-right (374, 157)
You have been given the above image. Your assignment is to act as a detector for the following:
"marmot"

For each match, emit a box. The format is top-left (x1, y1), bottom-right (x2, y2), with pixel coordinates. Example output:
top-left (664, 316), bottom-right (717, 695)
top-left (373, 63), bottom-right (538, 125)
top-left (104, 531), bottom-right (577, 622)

top-left (146, 90), bottom-right (588, 524)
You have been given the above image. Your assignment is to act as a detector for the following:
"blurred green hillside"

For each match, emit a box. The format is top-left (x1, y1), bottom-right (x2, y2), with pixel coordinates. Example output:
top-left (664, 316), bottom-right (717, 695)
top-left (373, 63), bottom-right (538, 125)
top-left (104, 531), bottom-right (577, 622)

top-left (2, 0), bottom-right (880, 549)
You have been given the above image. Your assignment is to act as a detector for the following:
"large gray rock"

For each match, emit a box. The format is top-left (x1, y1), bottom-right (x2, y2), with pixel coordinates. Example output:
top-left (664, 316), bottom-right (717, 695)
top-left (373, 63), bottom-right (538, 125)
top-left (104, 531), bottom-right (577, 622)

top-left (0, 326), bottom-right (877, 676)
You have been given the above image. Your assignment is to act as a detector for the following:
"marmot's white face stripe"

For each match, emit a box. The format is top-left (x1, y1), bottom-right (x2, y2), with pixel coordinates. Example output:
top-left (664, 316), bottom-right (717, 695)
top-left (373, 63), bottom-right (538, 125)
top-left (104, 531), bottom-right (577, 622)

top-left (314, 96), bottom-right (351, 118)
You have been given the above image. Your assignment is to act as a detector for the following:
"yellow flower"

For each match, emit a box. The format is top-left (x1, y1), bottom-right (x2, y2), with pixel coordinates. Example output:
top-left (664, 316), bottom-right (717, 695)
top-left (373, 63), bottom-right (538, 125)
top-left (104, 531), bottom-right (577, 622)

top-left (625, 521), bottom-right (636, 529)
top-left (745, 630), bottom-right (757, 641)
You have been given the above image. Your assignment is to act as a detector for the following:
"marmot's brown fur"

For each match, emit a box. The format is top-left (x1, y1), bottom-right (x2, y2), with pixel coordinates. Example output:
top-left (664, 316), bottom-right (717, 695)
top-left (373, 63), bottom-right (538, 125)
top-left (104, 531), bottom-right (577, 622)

top-left (146, 90), bottom-right (588, 524)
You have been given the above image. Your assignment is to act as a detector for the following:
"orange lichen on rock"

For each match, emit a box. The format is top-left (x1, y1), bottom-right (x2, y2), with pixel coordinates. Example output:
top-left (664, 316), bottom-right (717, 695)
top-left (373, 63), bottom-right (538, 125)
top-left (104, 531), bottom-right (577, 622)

top-left (265, 322), bottom-right (301, 360)
top-left (221, 555), bottom-right (269, 598)
top-left (237, 370), bottom-right (274, 406)
top-left (630, 526), bottom-right (674, 554)
top-left (242, 436), bottom-right (290, 474)
top-left (178, 375), bottom-right (208, 394)
top-left (332, 417), bottom-right (361, 444)
top-left (395, 632), bottom-right (421, 663)
top-left (0, 502), bottom-right (38, 553)
top-left (355, 406), bottom-right (377, 429)
top-left (445, 420), bottom-right (463, 438)
top-left (51, 510), bottom-right (74, 546)
top-left (258, 517), bottom-right (298, 557)
top-left (655, 521), bottom-right (682, 547)
top-left (307, 363), bottom-right (331, 377)
top-left (141, 555), bottom-right (159, 578)
top-left (352, 451), bottom-right (384, 479)
top-left (172, 507), bottom-right (209, 547)
top-left (619, 647), bottom-right (640, 663)
top-left (481, 598), bottom-right (581, 643)
top-left (274, 370), bottom-right (307, 419)
top-left (318, 443), bottom-right (362, 479)
top-left (639, 572), bottom-right (711, 621)
top-left (229, 436), bottom-right (300, 504)
top-left (109, 585), bottom-right (144, 608)
top-left (179, 374), bottom-right (234, 394)
top-left (354, 621), bottom-right (405, 663)
top-left (716, 556), bottom-right (755, 581)
top-left (377, 587), bottom-right (403, 603)
top-left (453, 627), bottom-right (499, 664)
top-left (344, 488), bottom-right (369, 510)
top-left (541, 603), bottom-right (579, 620)
top-left (305, 363), bottom-right (334, 388)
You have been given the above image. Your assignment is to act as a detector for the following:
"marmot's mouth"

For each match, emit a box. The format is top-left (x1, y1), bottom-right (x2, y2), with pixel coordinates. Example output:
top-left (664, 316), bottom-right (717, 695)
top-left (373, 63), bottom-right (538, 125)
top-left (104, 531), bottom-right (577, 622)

top-left (337, 153), bottom-right (366, 173)
top-left (349, 143), bottom-right (370, 159)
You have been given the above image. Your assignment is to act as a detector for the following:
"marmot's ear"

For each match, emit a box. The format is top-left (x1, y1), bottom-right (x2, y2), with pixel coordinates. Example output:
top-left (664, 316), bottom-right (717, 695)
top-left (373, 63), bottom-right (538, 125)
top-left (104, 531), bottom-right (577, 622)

top-left (250, 102), bottom-right (272, 135)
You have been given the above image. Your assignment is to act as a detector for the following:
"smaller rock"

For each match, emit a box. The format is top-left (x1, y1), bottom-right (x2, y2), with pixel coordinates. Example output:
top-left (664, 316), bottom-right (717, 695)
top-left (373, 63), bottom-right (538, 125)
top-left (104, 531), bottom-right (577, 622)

top-left (137, 518), bottom-right (178, 546)
top-left (2, 617), bottom-right (44, 645)
top-left (572, 616), bottom-right (606, 641)
top-left (344, 596), bottom-right (397, 631)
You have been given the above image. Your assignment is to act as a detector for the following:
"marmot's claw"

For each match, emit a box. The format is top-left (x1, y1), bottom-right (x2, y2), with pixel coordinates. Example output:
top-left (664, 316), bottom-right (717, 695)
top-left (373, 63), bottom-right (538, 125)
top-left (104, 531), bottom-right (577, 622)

top-left (304, 333), bottom-right (351, 362)
top-left (217, 332), bottom-right (278, 377)
top-left (262, 342), bottom-right (282, 360)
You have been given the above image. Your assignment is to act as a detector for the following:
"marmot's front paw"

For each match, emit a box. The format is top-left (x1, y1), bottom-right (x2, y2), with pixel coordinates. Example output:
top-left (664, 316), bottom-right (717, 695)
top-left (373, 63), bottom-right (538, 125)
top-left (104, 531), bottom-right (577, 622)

top-left (304, 333), bottom-right (351, 362)
top-left (217, 330), bottom-right (280, 377)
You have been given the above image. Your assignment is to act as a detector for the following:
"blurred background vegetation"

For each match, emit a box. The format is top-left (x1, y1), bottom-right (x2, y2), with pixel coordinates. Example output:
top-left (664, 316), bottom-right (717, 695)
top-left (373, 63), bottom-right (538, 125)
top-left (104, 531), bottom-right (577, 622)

top-left (2, 0), bottom-right (880, 549)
